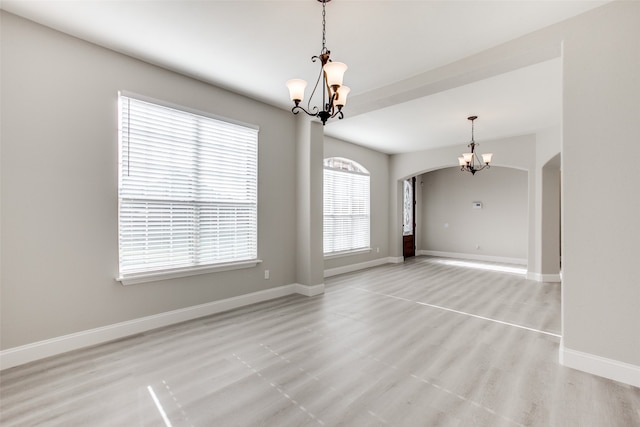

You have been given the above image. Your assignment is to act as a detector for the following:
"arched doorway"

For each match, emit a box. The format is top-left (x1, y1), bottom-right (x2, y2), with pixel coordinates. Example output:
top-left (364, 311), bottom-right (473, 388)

top-left (540, 153), bottom-right (562, 279)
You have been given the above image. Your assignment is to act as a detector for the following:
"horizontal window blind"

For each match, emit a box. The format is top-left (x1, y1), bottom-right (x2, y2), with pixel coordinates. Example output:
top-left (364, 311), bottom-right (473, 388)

top-left (118, 95), bottom-right (258, 277)
top-left (323, 159), bottom-right (370, 254)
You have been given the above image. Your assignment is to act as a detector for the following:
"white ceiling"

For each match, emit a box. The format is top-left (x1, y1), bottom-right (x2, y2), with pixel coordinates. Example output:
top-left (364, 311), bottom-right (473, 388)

top-left (1, 0), bottom-right (610, 154)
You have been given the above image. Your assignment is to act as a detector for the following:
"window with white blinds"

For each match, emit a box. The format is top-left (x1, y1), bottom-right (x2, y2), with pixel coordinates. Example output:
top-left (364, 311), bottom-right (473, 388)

top-left (118, 94), bottom-right (258, 280)
top-left (323, 157), bottom-right (370, 255)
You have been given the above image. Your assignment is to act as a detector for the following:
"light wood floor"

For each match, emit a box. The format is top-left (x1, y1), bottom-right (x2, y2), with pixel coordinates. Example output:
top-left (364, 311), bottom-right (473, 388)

top-left (1, 256), bottom-right (639, 426)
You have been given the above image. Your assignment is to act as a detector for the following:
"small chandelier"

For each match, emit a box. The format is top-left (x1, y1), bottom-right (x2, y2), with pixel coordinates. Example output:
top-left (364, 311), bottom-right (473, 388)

top-left (286, 0), bottom-right (350, 125)
top-left (458, 116), bottom-right (493, 175)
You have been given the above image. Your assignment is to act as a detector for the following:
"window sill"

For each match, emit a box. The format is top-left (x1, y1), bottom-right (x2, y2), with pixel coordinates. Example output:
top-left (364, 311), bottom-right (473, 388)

top-left (324, 248), bottom-right (372, 260)
top-left (117, 259), bottom-right (263, 286)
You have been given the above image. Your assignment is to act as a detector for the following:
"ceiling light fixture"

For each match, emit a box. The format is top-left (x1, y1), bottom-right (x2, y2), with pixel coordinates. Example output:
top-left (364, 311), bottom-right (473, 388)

top-left (286, 0), bottom-right (349, 125)
top-left (458, 116), bottom-right (493, 175)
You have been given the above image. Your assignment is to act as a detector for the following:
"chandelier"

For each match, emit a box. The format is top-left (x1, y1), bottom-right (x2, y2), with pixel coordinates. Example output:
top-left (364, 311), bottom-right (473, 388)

top-left (286, 0), bottom-right (350, 125)
top-left (458, 116), bottom-right (493, 175)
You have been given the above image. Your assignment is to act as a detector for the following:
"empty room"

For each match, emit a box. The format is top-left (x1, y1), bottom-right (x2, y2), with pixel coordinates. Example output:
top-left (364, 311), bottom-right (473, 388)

top-left (1, 1), bottom-right (639, 425)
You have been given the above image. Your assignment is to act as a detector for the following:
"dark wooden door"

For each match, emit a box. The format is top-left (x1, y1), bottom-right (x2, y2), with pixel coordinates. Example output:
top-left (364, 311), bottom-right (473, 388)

top-left (403, 177), bottom-right (416, 259)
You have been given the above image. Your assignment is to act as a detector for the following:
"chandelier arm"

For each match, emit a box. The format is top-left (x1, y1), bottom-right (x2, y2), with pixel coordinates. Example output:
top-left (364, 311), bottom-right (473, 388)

top-left (474, 151), bottom-right (483, 169)
top-left (322, 72), bottom-right (328, 114)
top-left (462, 163), bottom-right (490, 174)
top-left (324, 72), bottom-right (332, 112)
top-left (325, 79), bottom-right (341, 116)
top-left (306, 59), bottom-right (325, 114)
top-left (328, 100), bottom-right (343, 120)
top-left (331, 109), bottom-right (344, 120)
top-left (291, 104), bottom-right (319, 117)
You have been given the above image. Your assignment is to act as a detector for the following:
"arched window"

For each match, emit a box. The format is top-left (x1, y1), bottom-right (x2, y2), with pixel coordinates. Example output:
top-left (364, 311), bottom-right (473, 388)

top-left (323, 157), bottom-right (370, 255)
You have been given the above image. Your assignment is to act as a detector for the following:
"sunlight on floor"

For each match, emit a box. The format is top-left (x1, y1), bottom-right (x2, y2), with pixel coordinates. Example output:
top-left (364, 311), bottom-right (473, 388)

top-left (354, 286), bottom-right (561, 338)
top-left (148, 385), bottom-right (173, 427)
top-left (433, 258), bottom-right (527, 276)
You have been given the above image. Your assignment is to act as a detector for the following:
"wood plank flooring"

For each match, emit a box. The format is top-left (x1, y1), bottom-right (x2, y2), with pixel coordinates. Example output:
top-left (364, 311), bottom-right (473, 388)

top-left (1, 256), bottom-right (639, 426)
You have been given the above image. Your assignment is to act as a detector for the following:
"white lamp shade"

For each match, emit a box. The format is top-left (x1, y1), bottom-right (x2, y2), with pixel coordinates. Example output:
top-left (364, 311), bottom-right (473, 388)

top-left (323, 61), bottom-right (347, 88)
top-left (462, 153), bottom-right (473, 163)
top-left (334, 85), bottom-right (351, 107)
top-left (458, 157), bottom-right (466, 167)
top-left (482, 153), bottom-right (493, 164)
top-left (286, 79), bottom-right (307, 102)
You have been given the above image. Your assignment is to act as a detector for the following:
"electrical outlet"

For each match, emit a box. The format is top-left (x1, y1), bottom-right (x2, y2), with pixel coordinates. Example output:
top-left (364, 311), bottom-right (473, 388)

top-left (264, 270), bottom-right (270, 280)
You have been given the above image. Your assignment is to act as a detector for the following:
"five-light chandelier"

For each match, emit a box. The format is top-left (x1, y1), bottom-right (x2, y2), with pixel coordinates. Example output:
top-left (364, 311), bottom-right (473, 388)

top-left (458, 115), bottom-right (493, 175)
top-left (286, 0), bottom-right (350, 125)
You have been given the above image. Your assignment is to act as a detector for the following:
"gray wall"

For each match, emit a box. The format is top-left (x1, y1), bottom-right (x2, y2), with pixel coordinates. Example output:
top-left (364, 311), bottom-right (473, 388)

top-left (390, 135), bottom-right (536, 265)
top-left (323, 136), bottom-right (390, 270)
top-left (419, 166), bottom-right (528, 261)
top-left (561, 1), bottom-right (640, 367)
top-left (0, 12), bottom-right (297, 349)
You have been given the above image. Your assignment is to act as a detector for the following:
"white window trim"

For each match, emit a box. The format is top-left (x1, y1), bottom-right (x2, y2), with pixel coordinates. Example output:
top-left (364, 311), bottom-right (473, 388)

top-left (118, 259), bottom-right (263, 286)
top-left (324, 248), bottom-right (372, 260)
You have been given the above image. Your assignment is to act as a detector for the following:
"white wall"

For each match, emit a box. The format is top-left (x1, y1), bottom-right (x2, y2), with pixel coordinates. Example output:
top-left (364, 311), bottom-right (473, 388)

top-left (419, 166), bottom-right (528, 262)
top-left (0, 12), bottom-right (298, 350)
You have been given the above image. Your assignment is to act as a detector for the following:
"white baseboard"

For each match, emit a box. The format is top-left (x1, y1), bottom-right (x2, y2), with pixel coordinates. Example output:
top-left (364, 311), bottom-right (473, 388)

top-left (560, 341), bottom-right (640, 388)
top-left (419, 250), bottom-right (527, 266)
top-left (0, 283), bottom-right (322, 371)
top-left (294, 283), bottom-right (325, 297)
top-left (324, 257), bottom-right (399, 278)
top-left (526, 272), bottom-right (562, 283)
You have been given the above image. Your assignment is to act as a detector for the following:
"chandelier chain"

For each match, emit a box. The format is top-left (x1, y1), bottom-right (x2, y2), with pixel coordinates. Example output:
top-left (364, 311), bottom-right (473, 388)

top-left (321, 0), bottom-right (327, 53)
top-left (471, 118), bottom-right (475, 142)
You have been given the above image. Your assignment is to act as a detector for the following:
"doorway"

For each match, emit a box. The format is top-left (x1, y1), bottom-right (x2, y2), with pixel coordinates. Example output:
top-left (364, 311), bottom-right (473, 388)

top-left (403, 177), bottom-right (416, 259)
top-left (541, 153), bottom-right (562, 278)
